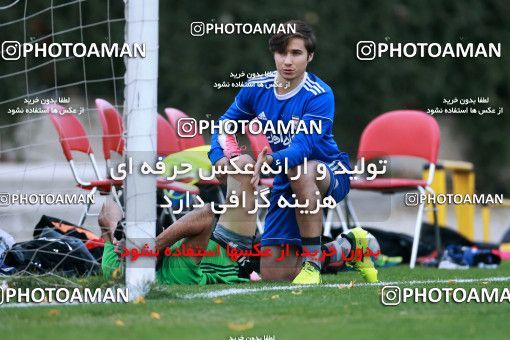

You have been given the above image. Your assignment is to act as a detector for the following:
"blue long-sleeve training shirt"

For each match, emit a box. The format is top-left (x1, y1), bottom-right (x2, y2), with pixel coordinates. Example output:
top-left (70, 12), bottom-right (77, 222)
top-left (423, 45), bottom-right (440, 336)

top-left (208, 71), bottom-right (350, 191)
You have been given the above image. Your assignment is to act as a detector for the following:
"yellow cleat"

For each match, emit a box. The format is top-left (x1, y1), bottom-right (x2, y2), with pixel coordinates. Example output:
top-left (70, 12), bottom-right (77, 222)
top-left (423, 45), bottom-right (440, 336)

top-left (357, 266), bottom-right (378, 283)
top-left (344, 227), bottom-right (379, 283)
top-left (292, 262), bottom-right (322, 285)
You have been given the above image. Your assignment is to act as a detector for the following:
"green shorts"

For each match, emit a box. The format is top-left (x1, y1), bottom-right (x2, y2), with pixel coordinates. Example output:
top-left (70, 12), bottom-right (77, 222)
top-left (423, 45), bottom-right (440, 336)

top-left (156, 239), bottom-right (249, 285)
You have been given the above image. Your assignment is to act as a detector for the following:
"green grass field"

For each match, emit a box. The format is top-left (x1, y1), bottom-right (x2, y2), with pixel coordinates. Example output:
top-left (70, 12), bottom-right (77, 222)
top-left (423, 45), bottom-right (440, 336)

top-left (1, 263), bottom-right (510, 340)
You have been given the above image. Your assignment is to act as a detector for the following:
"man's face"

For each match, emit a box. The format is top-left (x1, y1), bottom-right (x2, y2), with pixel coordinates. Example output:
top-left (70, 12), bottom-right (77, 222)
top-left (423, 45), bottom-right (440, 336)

top-left (273, 37), bottom-right (313, 82)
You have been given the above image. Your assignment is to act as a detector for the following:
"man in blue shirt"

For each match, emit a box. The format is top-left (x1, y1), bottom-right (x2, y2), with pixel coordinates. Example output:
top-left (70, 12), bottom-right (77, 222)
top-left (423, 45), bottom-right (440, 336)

top-left (209, 20), bottom-right (377, 284)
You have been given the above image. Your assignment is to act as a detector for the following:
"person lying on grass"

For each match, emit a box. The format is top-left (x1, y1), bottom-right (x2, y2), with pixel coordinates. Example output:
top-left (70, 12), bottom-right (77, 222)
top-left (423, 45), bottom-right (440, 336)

top-left (99, 195), bottom-right (381, 286)
top-left (99, 197), bottom-right (256, 285)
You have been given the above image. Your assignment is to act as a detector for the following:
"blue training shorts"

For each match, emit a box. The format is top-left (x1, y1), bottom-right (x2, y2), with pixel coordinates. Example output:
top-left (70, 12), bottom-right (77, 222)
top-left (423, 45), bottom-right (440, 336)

top-left (260, 160), bottom-right (351, 247)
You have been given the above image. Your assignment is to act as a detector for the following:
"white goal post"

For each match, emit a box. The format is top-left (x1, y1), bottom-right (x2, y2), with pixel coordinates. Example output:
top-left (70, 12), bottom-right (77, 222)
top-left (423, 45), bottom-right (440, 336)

top-left (123, 0), bottom-right (159, 299)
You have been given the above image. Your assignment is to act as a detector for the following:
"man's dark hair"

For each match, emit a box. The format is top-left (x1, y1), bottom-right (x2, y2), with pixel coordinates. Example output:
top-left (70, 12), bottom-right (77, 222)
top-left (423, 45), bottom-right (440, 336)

top-left (269, 20), bottom-right (316, 55)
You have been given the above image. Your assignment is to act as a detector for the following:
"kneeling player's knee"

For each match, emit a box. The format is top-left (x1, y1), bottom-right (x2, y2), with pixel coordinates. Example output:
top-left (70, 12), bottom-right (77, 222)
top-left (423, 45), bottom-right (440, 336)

top-left (232, 154), bottom-right (255, 169)
top-left (289, 163), bottom-right (320, 194)
top-left (260, 263), bottom-right (298, 281)
top-left (227, 155), bottom-right (255, 186)
top-left (260, 246), bottom-right (301, 281)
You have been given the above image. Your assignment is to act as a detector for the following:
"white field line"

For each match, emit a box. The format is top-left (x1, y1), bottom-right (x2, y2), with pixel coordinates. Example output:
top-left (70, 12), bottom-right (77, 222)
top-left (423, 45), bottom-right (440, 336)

top-left (2, 276), bottom-right (510, 308)
top-left (181, 276), bottom-right (510, 299)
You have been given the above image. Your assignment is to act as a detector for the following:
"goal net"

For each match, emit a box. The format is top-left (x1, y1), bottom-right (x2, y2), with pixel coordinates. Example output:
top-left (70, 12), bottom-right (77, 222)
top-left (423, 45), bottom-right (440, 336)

top-left (0, 0), bottom-right (158, 301)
